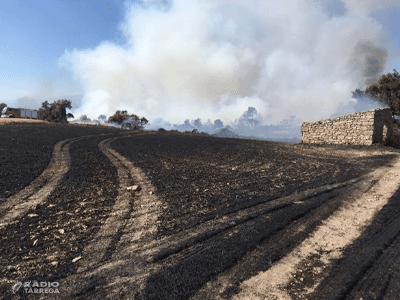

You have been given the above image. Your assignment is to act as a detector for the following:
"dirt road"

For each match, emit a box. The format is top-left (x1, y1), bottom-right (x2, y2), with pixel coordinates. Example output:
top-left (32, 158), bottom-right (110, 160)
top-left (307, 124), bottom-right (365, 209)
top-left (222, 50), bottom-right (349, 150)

top-left (1, 125), bottom-right (400, 299)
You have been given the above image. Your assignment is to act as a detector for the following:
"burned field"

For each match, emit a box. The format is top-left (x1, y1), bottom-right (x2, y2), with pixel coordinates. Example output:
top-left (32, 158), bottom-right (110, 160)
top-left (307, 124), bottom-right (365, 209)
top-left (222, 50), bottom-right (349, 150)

top-left (1, 123), bottom-right (400, 299)
top-left (110, 134), bottom-right (390, 236)
top-left (0, 123), bottom-right (124, 199)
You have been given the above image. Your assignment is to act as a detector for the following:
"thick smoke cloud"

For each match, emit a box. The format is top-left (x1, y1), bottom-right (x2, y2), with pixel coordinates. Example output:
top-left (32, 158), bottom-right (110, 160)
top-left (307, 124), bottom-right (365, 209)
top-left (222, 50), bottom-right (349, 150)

top-left (59, 0), bottom-right (390, 127)
top-left (146, 106), bottom-right (302, 142)
top-left (16, 76), bottom-right (57, 109)
top-left (341, 0), bottom-right (400, 13)
top-left (350, 40), bottom-right (388, 87)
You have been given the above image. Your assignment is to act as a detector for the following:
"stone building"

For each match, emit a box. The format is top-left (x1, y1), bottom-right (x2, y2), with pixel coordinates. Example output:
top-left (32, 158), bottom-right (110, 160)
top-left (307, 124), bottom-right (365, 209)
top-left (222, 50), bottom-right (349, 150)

top-left (301, 108), bottom-right (393, 146)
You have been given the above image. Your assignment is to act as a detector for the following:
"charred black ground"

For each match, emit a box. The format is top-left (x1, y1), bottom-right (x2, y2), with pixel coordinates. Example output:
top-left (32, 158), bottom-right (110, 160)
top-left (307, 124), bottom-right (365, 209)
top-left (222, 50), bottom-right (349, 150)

top-left (1, 123), bottom-right (400, 299)
top-left (111, 133), bottom-right (393, 237)
top-left (0, 123), bottom-right (123, 198)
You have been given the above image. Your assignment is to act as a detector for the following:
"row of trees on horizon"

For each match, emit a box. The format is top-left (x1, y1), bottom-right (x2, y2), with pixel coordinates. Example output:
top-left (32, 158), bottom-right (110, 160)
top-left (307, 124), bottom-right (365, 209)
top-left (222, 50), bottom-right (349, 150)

top-left (0, 100), bottom-right (149, 130)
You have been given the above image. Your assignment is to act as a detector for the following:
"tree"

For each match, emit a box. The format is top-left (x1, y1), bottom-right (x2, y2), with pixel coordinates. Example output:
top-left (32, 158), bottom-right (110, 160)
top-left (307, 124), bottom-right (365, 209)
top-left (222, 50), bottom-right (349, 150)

top-left (140, 117), bottom-right (148, 128)
top-left (37, 99), bottom-right (73, 123)
top-left (0, 103), bottom-right (7, 116)
top-left (52, 99), bottom-right (72, 123)
top-left (37, 101), bottom-right (51, 121)
top-left (79, 115), bottom-right (91, 122)
top-left (364, 69), bottom-right (400, 116)
top-left (130, 114), bottom-right (140, 124)
top-left (193, 118), bottom-right (202, 129)
top-left (214, 119), bottom-right (224, 129)
top-left (98, 114), bottom-right (107, 122)
top-left (108, 110), bottom-right (130, 124)
top-left (108, 110), bottom-right (148, 130)
top-left (238, 107), bottom-right (262, 127)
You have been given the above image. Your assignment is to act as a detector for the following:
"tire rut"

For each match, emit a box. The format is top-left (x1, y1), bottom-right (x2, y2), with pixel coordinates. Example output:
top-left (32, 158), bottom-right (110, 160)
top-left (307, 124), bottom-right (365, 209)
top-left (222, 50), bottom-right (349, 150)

top-left (0, 136), bottom-right (88, 227)
top-left (186, 179), bottom-right (376, 300)
top-left (227, 152), bottom-right (400, 300)
top-left (59, 134), bottom-right (163, 299)
top-left (4, 131), bottom-right (396, 299)
top-left (107, 178), bottom-right (365, 299)
top-left (69, 137), bottom-right (136, 274)
top-left (144, 177), bottom-right (361, 265)
top-left (62, 152), bottom-right (375, 299)
top-left (314, 176), bottom-right (400, 299)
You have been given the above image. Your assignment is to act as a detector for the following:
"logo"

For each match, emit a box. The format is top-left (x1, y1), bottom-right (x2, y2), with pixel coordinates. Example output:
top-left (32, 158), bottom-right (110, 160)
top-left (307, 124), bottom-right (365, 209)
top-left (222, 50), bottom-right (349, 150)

top-left (12, 280), bottom-right (60, 294)
top-left (12, 282), bottom-right (22, 294)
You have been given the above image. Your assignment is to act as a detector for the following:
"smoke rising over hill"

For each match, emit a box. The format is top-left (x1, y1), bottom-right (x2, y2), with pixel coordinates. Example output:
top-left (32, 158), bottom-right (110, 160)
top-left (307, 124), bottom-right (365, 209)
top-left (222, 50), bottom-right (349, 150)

top-left (145, 106), bottom-right (302, 142)
top-left (59, 0), bottom-right (390, 129)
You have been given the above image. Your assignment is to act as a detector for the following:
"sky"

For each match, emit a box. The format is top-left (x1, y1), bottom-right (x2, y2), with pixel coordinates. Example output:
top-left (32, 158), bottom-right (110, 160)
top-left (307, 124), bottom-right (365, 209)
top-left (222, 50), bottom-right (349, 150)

top-left (1, 0), bottom-right (400, 126)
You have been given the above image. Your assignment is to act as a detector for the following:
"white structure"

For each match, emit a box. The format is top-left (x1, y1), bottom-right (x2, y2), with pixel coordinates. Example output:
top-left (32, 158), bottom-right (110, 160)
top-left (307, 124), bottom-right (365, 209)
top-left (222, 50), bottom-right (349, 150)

top-left (20, 108), bottom-right (38, 119)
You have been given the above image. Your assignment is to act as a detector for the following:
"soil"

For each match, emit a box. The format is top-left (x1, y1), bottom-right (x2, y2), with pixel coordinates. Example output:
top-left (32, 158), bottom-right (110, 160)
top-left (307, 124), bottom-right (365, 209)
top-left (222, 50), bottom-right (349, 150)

top-left (1, 122), bottom-right (400, 299)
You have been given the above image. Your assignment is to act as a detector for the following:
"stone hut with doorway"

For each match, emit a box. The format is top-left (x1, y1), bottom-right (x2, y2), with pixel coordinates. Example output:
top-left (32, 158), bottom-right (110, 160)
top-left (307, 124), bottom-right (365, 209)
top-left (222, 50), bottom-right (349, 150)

top-left (301, 108), bottom-right (393, 146)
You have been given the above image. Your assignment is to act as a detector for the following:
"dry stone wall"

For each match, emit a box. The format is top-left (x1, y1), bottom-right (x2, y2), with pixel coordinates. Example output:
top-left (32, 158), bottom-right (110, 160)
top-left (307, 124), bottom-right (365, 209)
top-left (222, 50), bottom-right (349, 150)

top-left (301, 108), bottom-right (393, 146)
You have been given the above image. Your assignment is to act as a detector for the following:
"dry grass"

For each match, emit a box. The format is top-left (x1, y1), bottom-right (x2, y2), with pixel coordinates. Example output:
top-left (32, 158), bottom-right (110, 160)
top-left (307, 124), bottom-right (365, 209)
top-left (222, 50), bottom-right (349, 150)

top-left (0, 118), bottom-right (48, 125)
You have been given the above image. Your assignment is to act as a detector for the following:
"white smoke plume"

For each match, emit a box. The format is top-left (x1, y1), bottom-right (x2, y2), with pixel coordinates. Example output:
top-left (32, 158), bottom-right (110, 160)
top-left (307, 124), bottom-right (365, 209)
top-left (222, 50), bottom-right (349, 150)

top-left (15, 76), bottom-right (58, 109)
top-left (59, 0), bottom-right (391, 126)
top-left (341, 0), bottom-right (400, 13)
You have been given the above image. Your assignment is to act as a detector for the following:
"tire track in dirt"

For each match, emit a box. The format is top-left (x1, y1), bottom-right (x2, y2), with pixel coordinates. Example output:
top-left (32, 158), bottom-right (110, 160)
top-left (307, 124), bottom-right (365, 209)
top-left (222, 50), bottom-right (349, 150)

top-left (13, 132), bottom-right (395, 299)
top-left (344, 231), bottom-right (400, 299)
top-left (58, 134), bottom-right (163, 299)
top-left (186, 179), bottom-right (375, 300)
top-left (313, 176), bottom-right (400, 298)
top-left (67, 136), bottom-right (136, 274)
top-left (225, 152), bottom-right (400, 299)
top-left (134, 179), bottom-right (371, 300)
top-left (56, 134), bottom-right (352, 298)
top-left (60, 139), bottom-right (389, 299)
top-left (82, 179), bottom-right (356, 299)
top-left (124, 176), bottom-right (361, 264)
top-left (0, 136), bottom-right (89, 227)
top-left (98, 177), bottom-right (369, 299)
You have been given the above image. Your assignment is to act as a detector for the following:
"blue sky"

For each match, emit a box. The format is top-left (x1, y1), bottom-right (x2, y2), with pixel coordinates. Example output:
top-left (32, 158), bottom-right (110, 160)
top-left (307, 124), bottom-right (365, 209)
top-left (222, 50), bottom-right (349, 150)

top-left (1, 0), bottom-right (126, 104)
top-left (1, 0), bottom-right (400, 124)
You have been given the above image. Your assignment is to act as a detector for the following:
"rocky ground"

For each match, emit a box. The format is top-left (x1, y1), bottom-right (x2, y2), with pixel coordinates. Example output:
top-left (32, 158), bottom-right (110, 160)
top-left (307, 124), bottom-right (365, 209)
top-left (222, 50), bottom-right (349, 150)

top-left (1, 122), bottom-right (400, 299)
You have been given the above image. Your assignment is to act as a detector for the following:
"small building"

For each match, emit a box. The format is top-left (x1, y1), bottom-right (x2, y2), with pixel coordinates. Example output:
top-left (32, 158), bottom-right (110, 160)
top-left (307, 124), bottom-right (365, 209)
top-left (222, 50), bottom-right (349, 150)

top-left (4, 107), bottom-right (38, 119)
top-left (20, 108), bottom-right (38, 119)
top-left (301, 108), bottom-right (393, 146)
